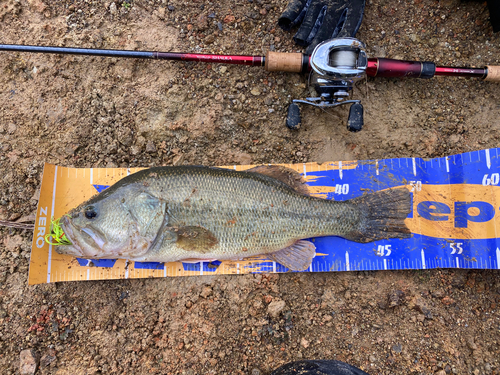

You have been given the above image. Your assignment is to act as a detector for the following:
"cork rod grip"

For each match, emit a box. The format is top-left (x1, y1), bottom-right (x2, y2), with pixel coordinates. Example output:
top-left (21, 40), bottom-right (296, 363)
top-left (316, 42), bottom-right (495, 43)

top-left (265, 51), bottom-right (303, 73)
top-left (485, 66), bottom-right (500, 82)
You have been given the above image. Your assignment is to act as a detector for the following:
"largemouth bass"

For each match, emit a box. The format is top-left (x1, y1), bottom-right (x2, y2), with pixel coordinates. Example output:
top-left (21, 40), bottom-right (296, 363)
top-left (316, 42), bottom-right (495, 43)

top-left (55, 165), bottom-right (412, 271)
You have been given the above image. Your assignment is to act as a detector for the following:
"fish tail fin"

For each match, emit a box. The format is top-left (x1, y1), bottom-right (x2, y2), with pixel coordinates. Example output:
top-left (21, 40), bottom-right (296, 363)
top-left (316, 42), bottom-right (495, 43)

top-left (344, 188), bottom-right (412, 243)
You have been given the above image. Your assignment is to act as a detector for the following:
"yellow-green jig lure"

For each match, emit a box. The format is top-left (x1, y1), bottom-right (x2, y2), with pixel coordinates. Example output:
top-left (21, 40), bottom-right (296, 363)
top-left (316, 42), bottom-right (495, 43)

top-left (45, 217), bottom-right (72, 246)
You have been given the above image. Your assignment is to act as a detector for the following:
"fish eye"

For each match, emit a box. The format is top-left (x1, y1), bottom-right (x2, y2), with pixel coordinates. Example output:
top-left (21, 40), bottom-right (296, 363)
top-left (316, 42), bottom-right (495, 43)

top-left (84, 206), bottom-right (98, 220)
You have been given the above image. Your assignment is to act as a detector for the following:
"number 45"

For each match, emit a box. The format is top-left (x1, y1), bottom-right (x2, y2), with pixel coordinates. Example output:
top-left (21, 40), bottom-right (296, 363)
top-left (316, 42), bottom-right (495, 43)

top-left (450, 242), bottom-right (463, 254)
top-left (376, 245), bottom-right (392, 256)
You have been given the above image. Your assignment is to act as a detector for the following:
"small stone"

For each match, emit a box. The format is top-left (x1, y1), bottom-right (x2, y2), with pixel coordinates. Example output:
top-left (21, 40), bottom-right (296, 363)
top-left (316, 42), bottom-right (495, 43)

top-left (392, 343), bottom-right (403, 353)
top-left (204, 35), bottom-right (215, 44)
top-left (20, 349), bottom-right (38, 375)
top-left (223, 14), bottom-right (235, 24)
top-left (260, 8), bottom-right (267, 15)
top-left (369, 355), bottom-right (377, 362)
top-left (409, 296), bottom-right (433, 319)
top-left (220, 66), bottom-right (227, 74)
top-left (130, 145), bottom-right (141, 155)
top-left (251, 369), bottom-right (262, 375)
top-left (40, 353), bottom-right (56, 369)
top-left (109, 2), bottom-right (117, 14)
top-left (435, 371), bottom-right (446, 375)
top-left (167, 5), bottom-right (175, 11)
top-left (4, 235), bottom-right (23, 251)
top-left (431, 288), bottom-right (445, 298)
top-left (441, 296), bottom-right (455, 305)
top-left (146, 141), bottom-right (157, 153)
top-left (136, 136), bottom-right (146, 147)
top-left (157, 7), bottom-right (165, 19)
top-left (197, 13), bottom-right (208, 30)
top-left (300, 337), bottom-right (309, 348)
top-left (7, 123), bottom-right (17, 134)
top-left (267, 300), bottom-right (286, 318)
top-left (200, 286), bottom-right (213, 298)
top-left (250, 88), bottom-right (261, 96)
top-left (388, 290), bottom-right (405, 308)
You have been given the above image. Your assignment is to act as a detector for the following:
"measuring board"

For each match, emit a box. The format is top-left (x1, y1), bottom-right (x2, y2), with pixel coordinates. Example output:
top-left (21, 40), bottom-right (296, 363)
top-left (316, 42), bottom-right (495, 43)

top-left (29, 148), bottom-right (500, 284)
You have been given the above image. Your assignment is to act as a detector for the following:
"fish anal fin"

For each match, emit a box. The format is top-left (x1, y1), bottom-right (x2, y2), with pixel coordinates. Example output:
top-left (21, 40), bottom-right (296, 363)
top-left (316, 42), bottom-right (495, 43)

top-left (246, 165), bottom-right (310, 196)
top-left (174, 226), bottom-right (218, 253)
top-left (267, 240), bottom-right (316, 271)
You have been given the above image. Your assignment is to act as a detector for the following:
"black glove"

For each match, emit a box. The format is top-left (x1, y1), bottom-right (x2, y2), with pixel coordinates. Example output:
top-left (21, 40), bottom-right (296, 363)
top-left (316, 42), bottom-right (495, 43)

top-left (487, 0), bottom-right (500, 32)
top-left (278, 0), bottom-right (365, 54)
top-left (271, 360), bottom-right (371, 375)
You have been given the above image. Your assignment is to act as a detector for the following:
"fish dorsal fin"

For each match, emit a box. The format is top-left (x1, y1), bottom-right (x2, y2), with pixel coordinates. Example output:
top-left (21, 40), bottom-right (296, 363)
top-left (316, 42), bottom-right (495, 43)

top-left (172, 226), bottom-right (218, 253)
top-left (267, 240), bottom-right (316, 271)
top-left (246, 165), bottom-right (310, 195)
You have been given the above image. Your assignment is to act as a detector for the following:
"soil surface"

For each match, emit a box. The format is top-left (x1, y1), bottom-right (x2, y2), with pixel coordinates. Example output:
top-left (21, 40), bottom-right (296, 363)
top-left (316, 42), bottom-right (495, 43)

top-left (1, 0), bottom-right (500, 374)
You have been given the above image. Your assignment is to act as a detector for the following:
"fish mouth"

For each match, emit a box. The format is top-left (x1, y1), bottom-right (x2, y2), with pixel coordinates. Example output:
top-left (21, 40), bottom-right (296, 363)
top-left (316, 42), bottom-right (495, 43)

top-left (57, 216), bottom-right (100, 258)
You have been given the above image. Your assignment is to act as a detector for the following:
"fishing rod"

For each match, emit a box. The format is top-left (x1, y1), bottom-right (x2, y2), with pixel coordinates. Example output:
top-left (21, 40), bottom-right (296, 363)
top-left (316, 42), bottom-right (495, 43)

top-left (2, 38), bottom-right (499, 131)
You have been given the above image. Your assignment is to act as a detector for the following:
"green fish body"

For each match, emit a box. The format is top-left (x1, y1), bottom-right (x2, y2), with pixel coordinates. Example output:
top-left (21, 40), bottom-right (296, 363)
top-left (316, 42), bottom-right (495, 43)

top-left (57, 165), bottom-right (411, 271)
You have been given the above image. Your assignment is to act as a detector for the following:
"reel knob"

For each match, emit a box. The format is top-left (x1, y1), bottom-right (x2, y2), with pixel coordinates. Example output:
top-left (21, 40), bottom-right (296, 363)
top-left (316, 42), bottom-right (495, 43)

top-left (347, 103), bottom-right (363, 132)
top-left (286, 102), bottom-right (302, 130)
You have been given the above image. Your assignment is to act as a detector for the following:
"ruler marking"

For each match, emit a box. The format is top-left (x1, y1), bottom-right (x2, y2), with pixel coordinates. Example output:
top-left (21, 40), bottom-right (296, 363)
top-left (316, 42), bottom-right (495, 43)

top-left (47, 165), bottom-right (59, 283)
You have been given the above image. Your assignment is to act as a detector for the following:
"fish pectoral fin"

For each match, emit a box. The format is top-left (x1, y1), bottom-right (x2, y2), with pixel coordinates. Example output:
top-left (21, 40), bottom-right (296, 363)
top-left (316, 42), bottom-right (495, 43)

top-left (267, 240), bottom-right (316, 271)
top-left (246, 165), bottom-right (310, 196)
top-left (173, 226), bottom-right (218, 253)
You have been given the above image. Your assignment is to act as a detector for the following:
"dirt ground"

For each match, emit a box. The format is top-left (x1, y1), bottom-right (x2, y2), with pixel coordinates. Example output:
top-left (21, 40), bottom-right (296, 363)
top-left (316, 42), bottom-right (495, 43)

top-left (1, 0), bottom-right (500, 374)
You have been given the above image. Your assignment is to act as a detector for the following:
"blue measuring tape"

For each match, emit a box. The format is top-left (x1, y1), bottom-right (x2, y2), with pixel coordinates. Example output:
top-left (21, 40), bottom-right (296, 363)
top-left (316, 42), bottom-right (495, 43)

top-left (84, 148), bottom-right (500, 273)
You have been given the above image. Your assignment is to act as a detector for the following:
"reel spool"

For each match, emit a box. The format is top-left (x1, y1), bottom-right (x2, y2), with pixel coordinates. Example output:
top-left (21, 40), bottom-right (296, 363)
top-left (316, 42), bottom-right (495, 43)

top-left (286, 38), bottom-right (368, 132)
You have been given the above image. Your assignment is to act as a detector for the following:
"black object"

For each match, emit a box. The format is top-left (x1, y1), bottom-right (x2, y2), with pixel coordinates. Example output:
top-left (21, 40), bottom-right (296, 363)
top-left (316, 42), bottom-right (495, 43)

top-left (347, 102), bottom-right (363, 132)
top-left (271, 360), bottom-right (370, 375)
top-left (487, 0), bottom-right (500, 32)
top-left (286, 102), bottom-right (302, 130)
top-left (278, 0), bottom-right (366, 54)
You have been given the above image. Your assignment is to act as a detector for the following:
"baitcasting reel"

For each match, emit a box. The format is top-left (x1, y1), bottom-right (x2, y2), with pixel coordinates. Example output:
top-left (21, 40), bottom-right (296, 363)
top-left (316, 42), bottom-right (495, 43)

top-left (286, 38), bottom-right (367, 132)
